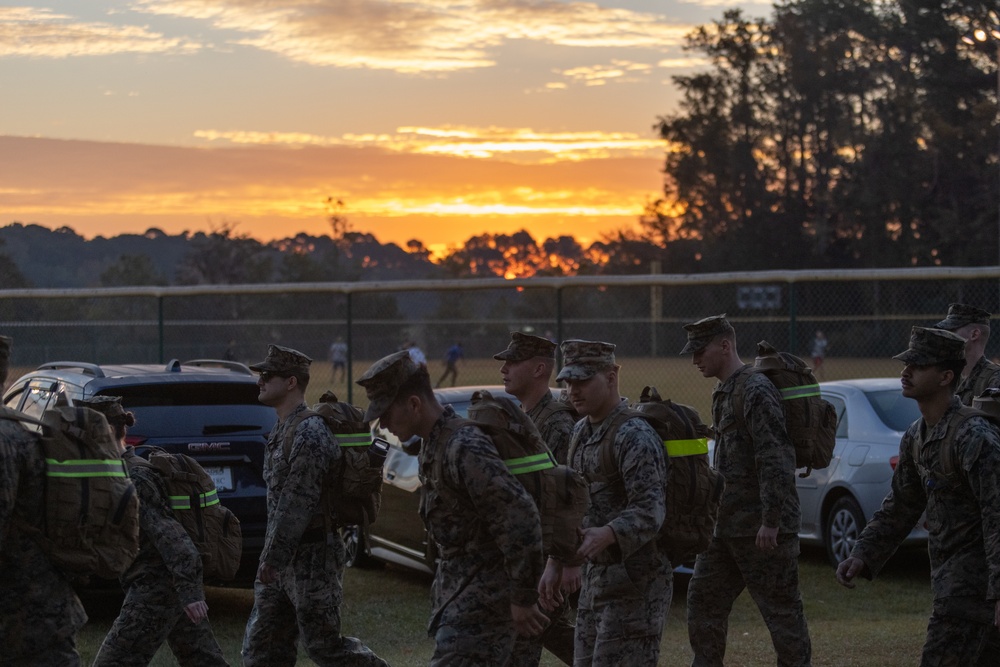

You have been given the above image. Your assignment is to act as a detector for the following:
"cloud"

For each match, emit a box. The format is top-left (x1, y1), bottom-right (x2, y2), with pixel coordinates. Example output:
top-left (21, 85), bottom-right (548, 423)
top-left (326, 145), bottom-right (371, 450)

top-left (193, 125), bottom-right (664, 163)
top-left (132, 0), bottom-right (694, 73)
top-left (0, 6), bottom-right (200, 58)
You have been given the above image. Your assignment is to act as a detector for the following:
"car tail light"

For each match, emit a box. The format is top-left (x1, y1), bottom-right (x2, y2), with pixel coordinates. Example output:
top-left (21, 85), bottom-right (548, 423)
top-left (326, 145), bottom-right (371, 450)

top-left (890, 455), bottom-right (899, 471)
top-left (125, 435), bottom-right (147, 447)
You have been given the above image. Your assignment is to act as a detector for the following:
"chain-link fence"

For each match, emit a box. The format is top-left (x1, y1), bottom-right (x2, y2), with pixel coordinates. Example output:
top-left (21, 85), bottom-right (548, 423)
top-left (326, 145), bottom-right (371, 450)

top-left (2, 267), bottom-right (998, 415)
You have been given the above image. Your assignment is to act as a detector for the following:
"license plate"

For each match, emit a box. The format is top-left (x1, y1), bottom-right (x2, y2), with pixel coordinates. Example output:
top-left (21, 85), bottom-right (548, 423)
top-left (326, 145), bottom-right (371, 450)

top-left (202, 466), bottom-right (233, 492)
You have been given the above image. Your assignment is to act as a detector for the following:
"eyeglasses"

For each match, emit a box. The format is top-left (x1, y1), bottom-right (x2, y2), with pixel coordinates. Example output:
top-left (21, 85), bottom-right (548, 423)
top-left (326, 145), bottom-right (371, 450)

top-left (258, 371), bottom-right (288, 383)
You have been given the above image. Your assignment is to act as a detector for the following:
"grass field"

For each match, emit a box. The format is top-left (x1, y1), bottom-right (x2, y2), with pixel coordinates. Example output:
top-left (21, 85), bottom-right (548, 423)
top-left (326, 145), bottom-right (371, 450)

top-left (76, 546), bottom-right (931, 666)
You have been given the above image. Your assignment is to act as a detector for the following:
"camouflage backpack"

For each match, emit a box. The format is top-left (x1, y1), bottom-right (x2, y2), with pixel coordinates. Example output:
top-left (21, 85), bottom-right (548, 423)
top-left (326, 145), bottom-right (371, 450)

top-left (436, 390), bottom-right (590, 563)
top-left (566, 387), bottom-right (724, 565)
top-left (924, 389), bottom-right (1000, 485)
top-left (283, 391), bottom-right (386, 529)
top-left (128, 447), bottom-right (243, 581)
top-left (1, 404), bottom-right (140, 579)
top-left (732, 341), bottom-right (838, 477)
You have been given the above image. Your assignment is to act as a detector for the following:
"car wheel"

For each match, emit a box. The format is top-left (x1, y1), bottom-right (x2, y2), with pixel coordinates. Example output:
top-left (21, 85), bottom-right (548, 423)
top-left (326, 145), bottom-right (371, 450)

top-left (340, 524), bottom-right (375, 568)
top-left (825, 496), bottom-right (865, 567)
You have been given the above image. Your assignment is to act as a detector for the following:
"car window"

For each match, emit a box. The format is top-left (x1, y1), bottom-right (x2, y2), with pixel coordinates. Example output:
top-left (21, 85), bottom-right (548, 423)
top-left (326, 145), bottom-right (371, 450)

top-left (19, 381), bottom-right (60, 419)
top-left (865, 389), bottom-right (921, 432)
top-left (823, 394), bottom-right (848, 437)
top-left (99, 383), bottom-right (274, 438)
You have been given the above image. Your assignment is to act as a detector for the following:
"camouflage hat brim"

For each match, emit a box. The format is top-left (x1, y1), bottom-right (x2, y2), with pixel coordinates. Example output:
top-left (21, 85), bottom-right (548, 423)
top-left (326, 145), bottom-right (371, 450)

top-left (362, 394), bottom-right (394, 423)
top-left (680, 338), bottom-right (710, 355)
top-left (556, 363), bottom-right (599, 382)
top-left (892, 349), bottom-right (938, 365)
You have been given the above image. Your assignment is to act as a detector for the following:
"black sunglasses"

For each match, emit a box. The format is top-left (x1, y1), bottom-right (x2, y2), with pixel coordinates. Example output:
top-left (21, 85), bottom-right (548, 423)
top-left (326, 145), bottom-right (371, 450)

top-left (259, 371), bottom-right (288, 383)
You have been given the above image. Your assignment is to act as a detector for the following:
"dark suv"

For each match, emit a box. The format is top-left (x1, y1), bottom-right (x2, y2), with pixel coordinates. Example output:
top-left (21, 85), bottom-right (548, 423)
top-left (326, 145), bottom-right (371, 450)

top-left (2, 359), bottom-right (276, 582)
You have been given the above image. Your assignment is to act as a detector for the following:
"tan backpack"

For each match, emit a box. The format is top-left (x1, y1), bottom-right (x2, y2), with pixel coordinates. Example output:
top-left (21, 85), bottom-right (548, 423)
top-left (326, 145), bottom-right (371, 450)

top-left (437, 390), bottom-right (590, 563)
top-left (2, 405), bottom-right (140, 579)
top-left (129, 448), bottom-right (243, 581)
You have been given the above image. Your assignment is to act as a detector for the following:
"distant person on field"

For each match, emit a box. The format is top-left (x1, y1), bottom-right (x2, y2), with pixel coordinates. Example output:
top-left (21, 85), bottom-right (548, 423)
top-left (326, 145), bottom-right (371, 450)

top-left (934, 303), bottom-right (1000, 406)
top-left (89, 396), bottom-right (227, 667)
top-left (0, 335), bottom-right (88, 666)
top-left (436, 341), bottom-right (464, 388)
top-left (494, 331), bottom-right (578, 666)
top-left (329, 337), bottom-right (348, 384)
top-left (682, 314), bottom-right (812, 667)
top-left (402, 340), bottom-right (426, 367)
top-left (837, 326), bottom-right (1000, 665)
top-left (810, 330), bottom-right (828, 379)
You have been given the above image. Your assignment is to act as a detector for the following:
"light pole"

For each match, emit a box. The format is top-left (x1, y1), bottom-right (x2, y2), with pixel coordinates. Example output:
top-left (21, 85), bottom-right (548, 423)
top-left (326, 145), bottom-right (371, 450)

top-left (962, 12), bottom-right (1000, 299)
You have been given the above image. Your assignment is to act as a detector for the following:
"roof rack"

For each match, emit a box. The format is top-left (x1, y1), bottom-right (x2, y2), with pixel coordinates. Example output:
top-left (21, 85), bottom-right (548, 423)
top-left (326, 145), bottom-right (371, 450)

top-left (36, 362), bottom-right (106, 378)
top-left (182, 359), bottom-right (254, 376)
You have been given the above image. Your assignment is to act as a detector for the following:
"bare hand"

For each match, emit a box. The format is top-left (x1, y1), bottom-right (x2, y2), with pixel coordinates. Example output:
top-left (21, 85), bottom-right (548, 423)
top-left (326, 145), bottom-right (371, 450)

top-left (257, 562), bottom-right (279, 585)
top-left (836, 557), bottom-right (865, 588)
top-left (755, 525), bottom-right (778, 552)
top-left (511, 603), bottom-right (549, 637)
top-left (576, 526), bottom-right (617, 562)
top-left (537, 559), bottom-right (564, 612)
top-left (561, 564), bottom-right (582, 596)
top-left (184, 600), bottom-right (208, 624)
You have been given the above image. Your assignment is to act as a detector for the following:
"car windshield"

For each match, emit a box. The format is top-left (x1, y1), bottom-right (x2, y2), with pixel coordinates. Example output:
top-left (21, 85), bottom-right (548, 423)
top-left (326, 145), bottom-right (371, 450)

top-left (99, 383), bottom-right (273, 437)
top-left (864, 389), bottom-right (921, 432)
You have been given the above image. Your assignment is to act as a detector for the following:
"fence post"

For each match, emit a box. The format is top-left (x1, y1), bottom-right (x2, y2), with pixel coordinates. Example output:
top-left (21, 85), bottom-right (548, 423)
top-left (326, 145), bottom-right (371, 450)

top-left (346, 291), bottom-right (353, 404)
top-left (788, 281), bottom-right (797, 354)
top-left (556, 286), bottom-right (564, 370)
top-left (158, 295), bottom-right (165, 364)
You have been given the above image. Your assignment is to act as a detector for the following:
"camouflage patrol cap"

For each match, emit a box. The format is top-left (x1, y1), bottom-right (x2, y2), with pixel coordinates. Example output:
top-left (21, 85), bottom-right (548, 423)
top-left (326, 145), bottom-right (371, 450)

top-left (77, 395), bottom-right (135, 426)
top-left (0, 335), bottom-right (10, 384)
top-left (555, 339), bottom-right (616, 382)
top-left (934, 303), bottom-right (991, 331)
top-left (493, 332), bottom-right (556, 362)
top-left (681, 314), bottom-right (734, 354)
top-left (356, 350), bottom-right (421, 422)
top-left (892, 326), bottom-right (966, 366)
top-left (248, 344), bottom-right (312, 375)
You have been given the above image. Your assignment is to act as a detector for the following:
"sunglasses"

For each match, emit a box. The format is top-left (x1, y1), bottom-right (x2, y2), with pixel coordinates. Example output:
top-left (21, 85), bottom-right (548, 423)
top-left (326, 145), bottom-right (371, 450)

top-left (258, 371), bottom-right (288, 383)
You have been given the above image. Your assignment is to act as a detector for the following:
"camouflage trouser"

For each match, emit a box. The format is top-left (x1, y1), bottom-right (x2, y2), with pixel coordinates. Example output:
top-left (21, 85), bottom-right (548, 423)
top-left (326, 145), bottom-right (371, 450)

top-left (92, 577), bottom-right (227, 667)
top-left (687, 534), bottom-right (811, 667)
top-left (508, 598), bottom-right (575, 667)
top-left (1, 640), bottom-right (80, 667)
top-left (430, 621), bottom-right (517, 666)
top-left (920, 599), bottom-right (1000, 667)
top-left (573, 555), bottom-right (672, 667)
top-left (242, 535), bottom-right (389, 667)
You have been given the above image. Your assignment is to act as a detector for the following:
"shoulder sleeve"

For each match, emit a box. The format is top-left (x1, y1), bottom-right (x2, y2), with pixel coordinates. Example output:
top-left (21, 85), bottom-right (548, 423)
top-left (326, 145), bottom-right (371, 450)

top-left (606, 417), bottom-right (667, 559)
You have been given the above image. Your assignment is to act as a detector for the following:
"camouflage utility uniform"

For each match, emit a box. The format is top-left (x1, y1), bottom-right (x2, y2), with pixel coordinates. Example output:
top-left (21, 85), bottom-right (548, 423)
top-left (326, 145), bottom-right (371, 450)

top-left (850, 396), bottom-right (1000, 665)
top-left (0, 416), bottom-right (88, 667)
top-left (687, 367), bottom-right (812, 667)
top-left (93, 449), bottom-right (228, 666)
top-left (242, 405), bottom-right (388, 667)
top-left (511, 389), bottom-right (579, 667)
top-left (569, 400), bottom-right (670, 667)
top-left (956, 356), bottom-right (1000, 407)
top-left (422, 406), bottom-right (545, 666)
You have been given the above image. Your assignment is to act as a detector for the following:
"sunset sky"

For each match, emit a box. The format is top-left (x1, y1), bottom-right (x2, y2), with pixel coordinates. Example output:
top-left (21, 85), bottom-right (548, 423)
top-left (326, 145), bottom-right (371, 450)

top-left (1, 0), bottom-right (767, 256)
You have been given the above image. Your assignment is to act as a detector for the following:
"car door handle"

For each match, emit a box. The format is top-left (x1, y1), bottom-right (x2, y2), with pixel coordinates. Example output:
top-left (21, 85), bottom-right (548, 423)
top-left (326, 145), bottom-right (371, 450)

top-left (386, 471), bottom-right (397, 481)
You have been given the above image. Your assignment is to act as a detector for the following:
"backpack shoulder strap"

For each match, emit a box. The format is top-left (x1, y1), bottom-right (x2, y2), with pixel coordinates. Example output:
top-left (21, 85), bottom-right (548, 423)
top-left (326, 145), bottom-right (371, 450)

top-left (431, 416), bottom-right (476, 494)
top-left (727, 364), bottom-right (759, 434)
top-left (937, 406), bottom-right (994, 482)
top-left (572, 407), bottom-right (646, 484)
top-left (281, 408), bottom-right (323, 462)
top-left (972, 359), bottom-right (1000, 400)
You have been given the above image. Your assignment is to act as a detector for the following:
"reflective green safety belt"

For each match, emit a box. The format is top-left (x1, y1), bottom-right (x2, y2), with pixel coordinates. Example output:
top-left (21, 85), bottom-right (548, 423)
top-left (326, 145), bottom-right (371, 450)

top-left (781, 384), bottom-right (820, 400)
top-left (663, 438), bottom-right (709, 458)
top-left (505, 452), bottom-right (556, 475)
top-left (45, 458), bottom-right (128, 478)
top-left (337, 432), bottom-right (372, 447)
top-left (170, 488), bottom-right (220, 510)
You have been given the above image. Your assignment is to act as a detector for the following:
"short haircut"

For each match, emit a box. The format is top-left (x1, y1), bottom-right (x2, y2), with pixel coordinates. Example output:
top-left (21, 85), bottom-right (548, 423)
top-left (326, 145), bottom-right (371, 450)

top-left (291, 371), bottom-right (310, 391)
top-left (935, 359), bottom-right (966, 390)
top-left (392, 366), bottom-right (435, 406)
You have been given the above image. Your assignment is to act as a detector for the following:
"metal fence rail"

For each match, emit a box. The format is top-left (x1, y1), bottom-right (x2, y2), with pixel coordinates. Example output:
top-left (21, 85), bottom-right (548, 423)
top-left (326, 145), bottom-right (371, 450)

top-left (2, 266), bottom-right (998, 409)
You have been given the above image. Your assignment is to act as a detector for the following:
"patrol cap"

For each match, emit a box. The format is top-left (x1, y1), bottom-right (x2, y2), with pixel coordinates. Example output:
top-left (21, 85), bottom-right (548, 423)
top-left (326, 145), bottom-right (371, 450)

top-left (892, 326), bottom-right (966, 366)
top-left (681, 314), bottom-right (734, 354)
top-left (0, 335), bottom-right (10, 384)
top-left (248, 344), bottom-right (312, 375)
top-left (934, 303), bottom-right (991, 331)
top-left (493, 332), bottom-right (556, 362)
top-left (356, 350), bottom-right (421, 422)
top-left (555, 339), bottom-right (616, 382)
top-left (77, 395), bottom-right (135, 426)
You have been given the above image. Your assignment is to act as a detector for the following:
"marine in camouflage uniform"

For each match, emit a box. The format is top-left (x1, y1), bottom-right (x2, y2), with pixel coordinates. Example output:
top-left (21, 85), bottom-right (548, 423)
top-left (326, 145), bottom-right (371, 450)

top-left (242, 345), bottom-right (389, 667)
top-left (495, 332), bottom-right (579, 667)
top-left (88, 396), bottom-right (228, 667)
top-left (0, 335), bottom-right (88, 667)
top-left (837, 327), bottom-right (1000, 666)
top-left (681, 315), bottom-right (811, 667)
top-left (358, 350), bottom-right (547, 666)
top-left (934, 303), bottom-right (1000, 406)
top-left (557, 340), bottom-right (670, 667)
